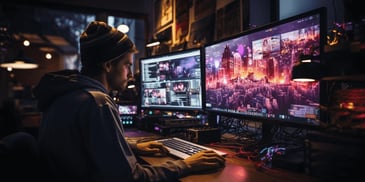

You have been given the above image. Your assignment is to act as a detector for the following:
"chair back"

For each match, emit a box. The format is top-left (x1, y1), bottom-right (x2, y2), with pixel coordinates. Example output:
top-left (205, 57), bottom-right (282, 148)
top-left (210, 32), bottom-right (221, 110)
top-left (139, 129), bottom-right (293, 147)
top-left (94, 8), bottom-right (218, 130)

top-left (0, 132), bottom-right (40, 180)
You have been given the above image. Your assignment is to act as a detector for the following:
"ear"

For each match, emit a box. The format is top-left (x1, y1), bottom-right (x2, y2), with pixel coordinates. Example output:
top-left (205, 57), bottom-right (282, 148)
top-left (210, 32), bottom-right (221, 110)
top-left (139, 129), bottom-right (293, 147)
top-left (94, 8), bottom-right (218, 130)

top-left (104, 61), bottom-right (112, 73)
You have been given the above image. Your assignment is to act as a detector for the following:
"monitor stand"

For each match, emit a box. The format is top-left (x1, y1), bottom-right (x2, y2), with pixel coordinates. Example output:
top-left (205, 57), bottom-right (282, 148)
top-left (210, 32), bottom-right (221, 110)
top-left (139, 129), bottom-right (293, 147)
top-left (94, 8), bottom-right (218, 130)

top-left (261, 123), bottom-right (273, 144)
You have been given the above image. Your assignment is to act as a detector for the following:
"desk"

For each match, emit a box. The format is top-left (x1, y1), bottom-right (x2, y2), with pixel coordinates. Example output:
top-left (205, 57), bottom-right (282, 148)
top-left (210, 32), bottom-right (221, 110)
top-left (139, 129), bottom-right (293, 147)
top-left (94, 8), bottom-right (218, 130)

top-left (125, 128), bottom-right (320, 182)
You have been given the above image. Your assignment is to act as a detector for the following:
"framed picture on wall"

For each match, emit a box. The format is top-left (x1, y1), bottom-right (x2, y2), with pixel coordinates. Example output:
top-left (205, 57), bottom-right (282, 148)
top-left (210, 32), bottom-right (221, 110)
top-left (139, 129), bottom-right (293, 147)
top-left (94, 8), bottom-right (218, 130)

top-left (154, 0), bottom-right (173, 30)
top-left (175, 0), bottom-right (189, 44)
top-left (151, 26), bottom-right (172, 55)
top-left (216, 0), bottom-right (242, 40)
top-left (194, 0), bottom-right (216, 21)
top-left (175, 12), bottom-right (189, 43)
top-left (188, 14), bottom-right (215, 48)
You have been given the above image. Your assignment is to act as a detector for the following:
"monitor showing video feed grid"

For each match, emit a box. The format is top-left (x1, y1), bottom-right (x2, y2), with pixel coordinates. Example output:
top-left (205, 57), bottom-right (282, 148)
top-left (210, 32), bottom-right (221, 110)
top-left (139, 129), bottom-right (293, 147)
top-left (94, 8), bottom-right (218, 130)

top-left (139, 48), bottom-right (203, 112)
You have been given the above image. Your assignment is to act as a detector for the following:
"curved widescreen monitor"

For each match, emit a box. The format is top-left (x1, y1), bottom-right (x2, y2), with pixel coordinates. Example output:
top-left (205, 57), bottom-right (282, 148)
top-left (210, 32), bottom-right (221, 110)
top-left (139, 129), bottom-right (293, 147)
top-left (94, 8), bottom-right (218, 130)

top-left (204, 7), bottom-right (327, 127)
top-left (139, 48), bottom-right (203, 112)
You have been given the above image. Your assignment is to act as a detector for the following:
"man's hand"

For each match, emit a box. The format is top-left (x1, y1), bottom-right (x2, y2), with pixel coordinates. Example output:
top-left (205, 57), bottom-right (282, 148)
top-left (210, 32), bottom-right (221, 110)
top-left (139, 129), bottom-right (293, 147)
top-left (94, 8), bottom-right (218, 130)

top-left (135, 141), bottom-right (170, 156)
top-left (183, 150), bottom-right (226, 173)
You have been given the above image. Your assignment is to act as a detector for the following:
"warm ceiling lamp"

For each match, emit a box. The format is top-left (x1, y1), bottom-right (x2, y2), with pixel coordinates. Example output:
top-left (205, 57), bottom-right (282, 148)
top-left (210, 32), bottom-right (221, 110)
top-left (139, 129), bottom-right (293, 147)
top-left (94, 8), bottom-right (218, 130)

top-left (127, 79), bottom-right (136, 89)
top-left (146, 40), bottom-right (160, 48)
top-left (117, 24), bottom-right (129, 33)
top-left (291, 55), bottom-right (321, 82)
top-left (40, 47), bottom-right (55, 60)
top-left (0, 51), bottom-right (38, 69)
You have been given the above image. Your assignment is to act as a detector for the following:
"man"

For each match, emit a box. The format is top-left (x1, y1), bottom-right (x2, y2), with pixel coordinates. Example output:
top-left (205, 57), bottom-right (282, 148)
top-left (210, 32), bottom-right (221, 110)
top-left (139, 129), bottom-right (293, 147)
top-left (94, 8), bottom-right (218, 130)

top-left (33, 21), bottom-right (225, 182)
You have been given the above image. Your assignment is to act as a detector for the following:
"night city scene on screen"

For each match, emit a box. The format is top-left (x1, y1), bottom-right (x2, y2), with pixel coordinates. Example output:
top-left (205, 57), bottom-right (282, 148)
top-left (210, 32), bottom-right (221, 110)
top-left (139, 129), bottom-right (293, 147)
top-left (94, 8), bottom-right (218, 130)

top-left (204, 10), bottom-right (323, 126)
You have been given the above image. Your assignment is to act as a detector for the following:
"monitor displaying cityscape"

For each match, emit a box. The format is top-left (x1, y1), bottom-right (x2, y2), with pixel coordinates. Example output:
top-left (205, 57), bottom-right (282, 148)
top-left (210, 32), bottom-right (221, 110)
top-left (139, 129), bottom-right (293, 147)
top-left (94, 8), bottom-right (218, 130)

top-left (204, 7), bottom-right (327, 127)
top-left (139, 48), bottom-right (204, 112)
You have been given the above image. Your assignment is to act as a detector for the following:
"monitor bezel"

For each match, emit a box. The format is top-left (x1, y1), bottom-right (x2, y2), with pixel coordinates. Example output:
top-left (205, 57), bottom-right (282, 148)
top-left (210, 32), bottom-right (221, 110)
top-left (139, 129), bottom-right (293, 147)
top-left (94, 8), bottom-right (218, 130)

top-left (202, 7), bottom-right (328, 128)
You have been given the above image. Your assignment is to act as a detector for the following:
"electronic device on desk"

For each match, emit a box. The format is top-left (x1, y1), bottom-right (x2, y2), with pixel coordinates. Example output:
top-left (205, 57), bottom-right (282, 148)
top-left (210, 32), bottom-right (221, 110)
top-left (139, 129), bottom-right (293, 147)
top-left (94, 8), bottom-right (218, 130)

top-left (154, 137), bottom-right (227, 159)
top-left (136, 109), bottom-right (178, 130)
top-left (157, 117), bottom-right (201, 127)
top-left (186, 127), bottom-right (221, 144)
top-left (118, 102), bottom-right (138, 127)
top-left (154, 116), bottom-right (202, 136)
top-left (203, 7), bottom-right (327, 129)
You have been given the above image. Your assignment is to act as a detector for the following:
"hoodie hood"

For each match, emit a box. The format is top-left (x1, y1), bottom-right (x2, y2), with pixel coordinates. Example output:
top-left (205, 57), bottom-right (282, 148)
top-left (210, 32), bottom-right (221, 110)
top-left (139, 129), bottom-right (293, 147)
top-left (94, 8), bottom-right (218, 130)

top-left (33, 70), bottom-right (107, 111)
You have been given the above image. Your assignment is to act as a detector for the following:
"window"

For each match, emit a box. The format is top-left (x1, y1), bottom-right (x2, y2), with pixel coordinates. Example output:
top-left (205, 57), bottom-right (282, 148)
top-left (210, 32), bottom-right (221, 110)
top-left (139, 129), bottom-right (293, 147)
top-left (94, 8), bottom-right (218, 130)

top-left (1, 3), bottom-right (146, 72)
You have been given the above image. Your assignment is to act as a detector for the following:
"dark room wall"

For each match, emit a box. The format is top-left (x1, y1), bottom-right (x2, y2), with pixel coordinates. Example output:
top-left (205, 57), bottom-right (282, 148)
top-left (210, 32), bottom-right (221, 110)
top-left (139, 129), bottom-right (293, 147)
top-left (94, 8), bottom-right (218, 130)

top-left (279, 0), bottom-right (345, 24)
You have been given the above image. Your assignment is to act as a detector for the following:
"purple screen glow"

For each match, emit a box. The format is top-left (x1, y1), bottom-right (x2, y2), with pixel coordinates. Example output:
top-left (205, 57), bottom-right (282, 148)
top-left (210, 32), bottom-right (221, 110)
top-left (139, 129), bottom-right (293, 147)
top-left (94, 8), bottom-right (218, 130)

top-left (204, 8), bottom-right (325, 126)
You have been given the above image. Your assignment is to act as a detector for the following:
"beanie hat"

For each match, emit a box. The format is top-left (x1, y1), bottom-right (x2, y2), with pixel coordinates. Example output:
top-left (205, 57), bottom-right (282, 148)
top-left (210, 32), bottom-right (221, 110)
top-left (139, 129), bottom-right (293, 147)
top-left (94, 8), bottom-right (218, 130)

top-left (80, 21), bottom-right (137, 66)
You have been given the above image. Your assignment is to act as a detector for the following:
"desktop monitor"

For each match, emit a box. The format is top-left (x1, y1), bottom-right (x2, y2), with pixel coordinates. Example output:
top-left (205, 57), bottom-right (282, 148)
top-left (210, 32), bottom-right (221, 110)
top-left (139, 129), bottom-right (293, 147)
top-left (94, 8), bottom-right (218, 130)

top-left (204, 7), bottom-right (327, 127)
top-left (118, 102), bottom-right (138, 126)
top-left (139, 48), bottom-right (204, 114)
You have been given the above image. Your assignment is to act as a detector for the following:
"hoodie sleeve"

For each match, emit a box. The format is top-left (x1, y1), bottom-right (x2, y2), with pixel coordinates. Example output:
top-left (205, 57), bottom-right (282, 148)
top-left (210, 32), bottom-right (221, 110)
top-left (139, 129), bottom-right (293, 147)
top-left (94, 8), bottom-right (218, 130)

top-left (80, 90), bottom-right (189, 182)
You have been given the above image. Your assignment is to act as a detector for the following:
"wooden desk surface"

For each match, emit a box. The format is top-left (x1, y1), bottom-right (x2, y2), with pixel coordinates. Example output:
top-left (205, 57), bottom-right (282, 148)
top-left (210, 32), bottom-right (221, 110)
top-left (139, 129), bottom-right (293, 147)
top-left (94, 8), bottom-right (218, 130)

top-left (125, 128), bottom-right (320, 182)
top-left (139, 152), bottom-right (320, 182)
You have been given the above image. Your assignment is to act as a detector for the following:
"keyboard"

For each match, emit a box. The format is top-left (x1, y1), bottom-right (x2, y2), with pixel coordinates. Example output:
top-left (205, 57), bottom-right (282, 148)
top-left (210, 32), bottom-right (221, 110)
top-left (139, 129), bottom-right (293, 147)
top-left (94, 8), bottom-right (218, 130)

top-left (155, 137), bottom-right (227, 159)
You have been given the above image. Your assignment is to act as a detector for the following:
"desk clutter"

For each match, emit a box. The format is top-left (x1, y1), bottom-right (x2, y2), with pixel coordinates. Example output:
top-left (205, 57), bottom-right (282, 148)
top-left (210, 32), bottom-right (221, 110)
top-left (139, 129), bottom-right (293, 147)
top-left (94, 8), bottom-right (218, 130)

top-left (129, 111), bottom-right (364, 181)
